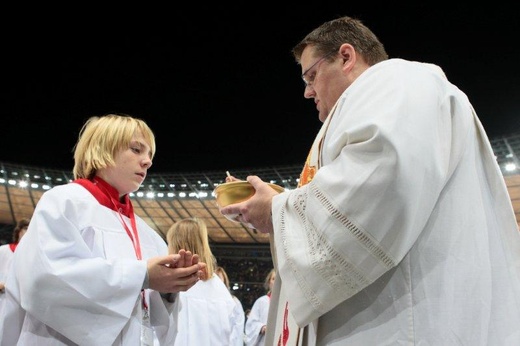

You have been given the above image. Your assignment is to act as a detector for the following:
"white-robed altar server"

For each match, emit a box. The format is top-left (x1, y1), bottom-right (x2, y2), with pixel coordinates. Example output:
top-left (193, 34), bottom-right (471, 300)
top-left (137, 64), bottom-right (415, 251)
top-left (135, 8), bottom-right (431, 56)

top-left (0, 113), bottom-right (206, 346)
top-left (166, 218), bottom-right (244, 346)
top-left (244, 268), bottom-right (275, 346)
top-left (220, 16), bottom-right (520, 346)
top-left (0, 218), bottom-right (30, 318)
top-left (215, 266), bottom-right (246, 343)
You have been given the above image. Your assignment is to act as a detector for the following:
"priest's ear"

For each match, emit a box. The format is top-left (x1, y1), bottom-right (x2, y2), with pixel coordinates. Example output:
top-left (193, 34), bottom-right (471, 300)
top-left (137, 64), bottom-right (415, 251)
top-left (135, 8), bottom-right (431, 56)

top-left (339, 43), bottom-right (356, 67)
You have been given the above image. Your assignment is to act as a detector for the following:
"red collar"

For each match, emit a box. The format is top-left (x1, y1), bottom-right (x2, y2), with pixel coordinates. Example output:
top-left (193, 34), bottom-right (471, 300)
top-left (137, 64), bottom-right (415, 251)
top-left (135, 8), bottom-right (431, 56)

top-left (73, 177), bottom-right (132, 217)
top-left (9, 243), bottom-right (17, 252)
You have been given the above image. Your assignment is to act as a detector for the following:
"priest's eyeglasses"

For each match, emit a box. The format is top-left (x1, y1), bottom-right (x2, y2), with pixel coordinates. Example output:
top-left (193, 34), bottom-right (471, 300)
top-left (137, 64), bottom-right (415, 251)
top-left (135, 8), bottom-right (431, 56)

top-left (301, 52), bottom-right (334, 87)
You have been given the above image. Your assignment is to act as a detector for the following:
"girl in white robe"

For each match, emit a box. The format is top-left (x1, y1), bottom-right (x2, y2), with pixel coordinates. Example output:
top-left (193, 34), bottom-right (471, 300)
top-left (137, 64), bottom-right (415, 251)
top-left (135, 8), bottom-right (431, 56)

top-left (166, 218), bottom-right (244, 346)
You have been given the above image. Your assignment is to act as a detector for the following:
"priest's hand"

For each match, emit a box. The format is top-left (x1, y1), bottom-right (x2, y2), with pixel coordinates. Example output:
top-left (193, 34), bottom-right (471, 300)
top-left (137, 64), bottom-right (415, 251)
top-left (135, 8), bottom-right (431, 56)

top-left (220, 175), bottom-right (278, 234)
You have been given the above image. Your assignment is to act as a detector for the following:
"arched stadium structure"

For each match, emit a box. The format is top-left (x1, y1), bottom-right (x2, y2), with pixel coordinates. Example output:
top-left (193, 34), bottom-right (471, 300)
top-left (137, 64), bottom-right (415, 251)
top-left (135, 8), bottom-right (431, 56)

top-left (1, 132), bottom-right (519, 309)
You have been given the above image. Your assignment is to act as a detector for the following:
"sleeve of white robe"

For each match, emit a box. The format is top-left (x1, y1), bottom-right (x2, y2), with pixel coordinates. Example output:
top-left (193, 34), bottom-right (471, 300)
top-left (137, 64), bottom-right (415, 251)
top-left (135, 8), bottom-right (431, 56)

top-left (271, 59), bottom-right (480, 326)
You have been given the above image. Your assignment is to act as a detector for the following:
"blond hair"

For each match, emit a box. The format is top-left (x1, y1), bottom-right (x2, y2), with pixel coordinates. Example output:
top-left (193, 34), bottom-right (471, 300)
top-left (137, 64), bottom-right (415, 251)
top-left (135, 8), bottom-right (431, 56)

top-left (215, 266), bottom-right (231, 289)
top-left (264, 268), bottom-right (276, 293)
top-left (72, 113), bottom-right (156, 180)
top-left (166, 218), bottom-right (216, 279)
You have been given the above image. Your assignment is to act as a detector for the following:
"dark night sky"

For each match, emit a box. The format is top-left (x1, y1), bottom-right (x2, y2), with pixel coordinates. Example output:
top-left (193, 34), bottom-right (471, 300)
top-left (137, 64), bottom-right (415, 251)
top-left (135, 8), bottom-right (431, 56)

top-left (1, 5), bottom-right (519, 173)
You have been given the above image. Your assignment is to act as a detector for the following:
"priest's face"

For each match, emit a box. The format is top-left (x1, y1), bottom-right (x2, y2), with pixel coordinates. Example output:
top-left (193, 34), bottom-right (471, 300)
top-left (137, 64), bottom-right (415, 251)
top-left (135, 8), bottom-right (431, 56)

top-left (301, 46), bottom-right (345, 122)
top-left (300, 45), bottom-right (353, 123)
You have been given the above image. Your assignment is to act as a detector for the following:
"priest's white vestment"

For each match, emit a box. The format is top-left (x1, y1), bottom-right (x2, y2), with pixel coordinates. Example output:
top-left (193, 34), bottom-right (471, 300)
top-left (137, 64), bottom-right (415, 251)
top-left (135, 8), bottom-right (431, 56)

top-left (266, 59), bottom-right (520, 345)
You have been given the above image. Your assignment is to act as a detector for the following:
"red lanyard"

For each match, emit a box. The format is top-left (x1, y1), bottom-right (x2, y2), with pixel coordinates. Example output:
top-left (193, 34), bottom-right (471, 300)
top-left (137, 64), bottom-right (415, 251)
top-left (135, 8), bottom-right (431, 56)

top-left (109, 195), bottom-right (142, 260)
top-left (110, 196), bottom-right (148, 310)
top-left (107, 195), bottom-right (148, 310)
top-left (95, 179), bottom-right (148, 310)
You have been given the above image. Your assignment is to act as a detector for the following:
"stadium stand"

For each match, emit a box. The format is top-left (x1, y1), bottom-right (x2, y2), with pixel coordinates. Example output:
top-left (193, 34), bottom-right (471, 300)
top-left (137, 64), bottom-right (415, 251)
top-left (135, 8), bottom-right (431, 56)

top-left (1, 132), bottom-right (518, 309)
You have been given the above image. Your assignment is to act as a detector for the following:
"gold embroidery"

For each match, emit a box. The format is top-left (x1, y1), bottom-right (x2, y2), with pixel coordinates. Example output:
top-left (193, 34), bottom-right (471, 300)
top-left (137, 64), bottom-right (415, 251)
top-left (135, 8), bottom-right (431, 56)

top-left (298, 151), bottom-right (317, 188)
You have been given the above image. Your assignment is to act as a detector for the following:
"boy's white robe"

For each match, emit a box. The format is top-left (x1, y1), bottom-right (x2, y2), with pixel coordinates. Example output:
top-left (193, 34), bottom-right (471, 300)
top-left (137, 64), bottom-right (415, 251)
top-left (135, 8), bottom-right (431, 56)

top-left (0, 183), bottom-right (175, 345)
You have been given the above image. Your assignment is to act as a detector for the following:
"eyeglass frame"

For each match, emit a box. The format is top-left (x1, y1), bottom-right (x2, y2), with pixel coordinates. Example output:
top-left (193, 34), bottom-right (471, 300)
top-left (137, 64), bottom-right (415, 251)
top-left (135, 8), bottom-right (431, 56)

top-left (301, 51), bottom-right (336, 87)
